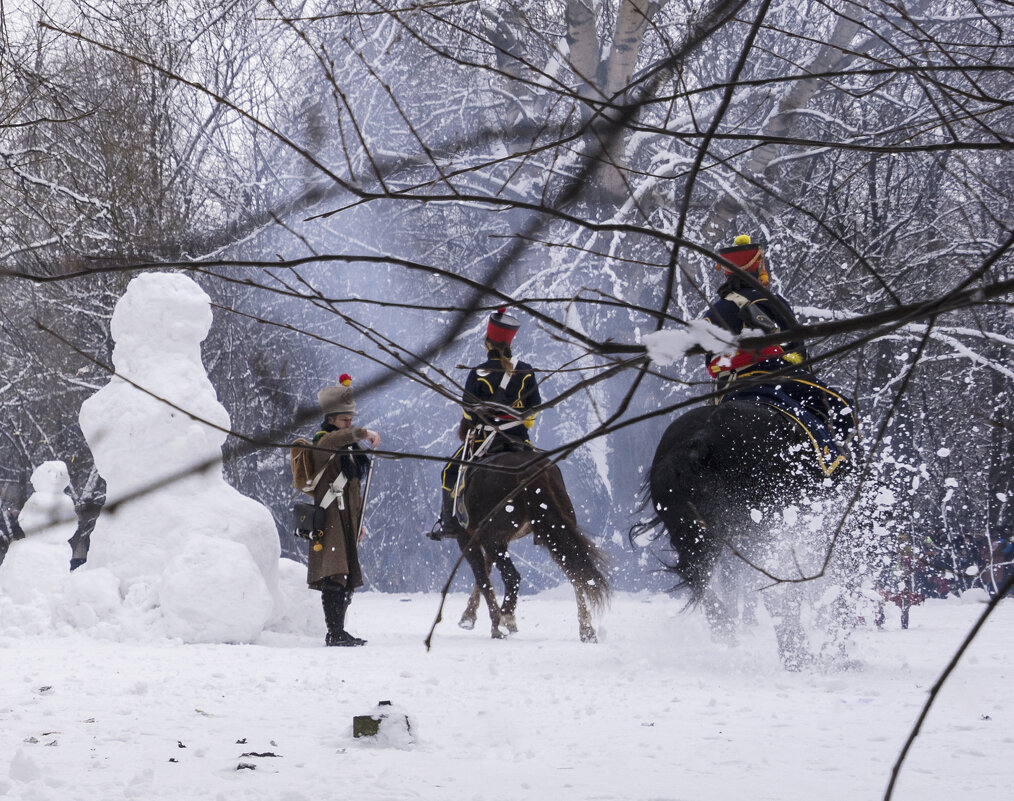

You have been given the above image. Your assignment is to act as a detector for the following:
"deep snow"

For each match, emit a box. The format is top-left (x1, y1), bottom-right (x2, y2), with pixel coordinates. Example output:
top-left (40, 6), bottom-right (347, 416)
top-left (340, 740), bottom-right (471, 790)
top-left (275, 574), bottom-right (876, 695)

top-left (2, 589), bottom-right (1010, 801)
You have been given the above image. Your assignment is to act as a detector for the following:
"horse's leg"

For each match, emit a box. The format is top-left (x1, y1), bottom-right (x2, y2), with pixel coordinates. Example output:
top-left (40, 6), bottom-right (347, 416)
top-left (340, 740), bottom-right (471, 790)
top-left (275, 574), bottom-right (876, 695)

top-left (816, 586), bottom-right (861, 670)
top-left (741, 587), bottom-right (759, 626)
top-left (458, 534), bottom-right (506, 639)
top-left (493, 546), bottom-right (520, 634)
top-left (459, 549), bottom-right (494, 630)
top-left (573, 586), bottom-right (597, 643)
top-left (762, 586), bottom-right (812, 671)
top-left (687, 542), bottom-right (736, 644)
top-left (524, 473), bottom-right (610, 644)
top-left (701, 587), bottom-right (737, 645)
top-left (458, 583), bottom-right (481, 630)
top-left (732, 560), bottom-right (760, 627)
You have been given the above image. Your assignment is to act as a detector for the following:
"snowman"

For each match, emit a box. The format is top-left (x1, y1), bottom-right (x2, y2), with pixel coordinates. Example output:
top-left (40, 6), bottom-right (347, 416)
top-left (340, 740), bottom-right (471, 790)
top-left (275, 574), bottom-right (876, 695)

top-left (18, 460), bottom-right (78, 544)
top-left (0, 461), bottom-right (78, 631)
top-left (78, 272), bottom-right (281, 643)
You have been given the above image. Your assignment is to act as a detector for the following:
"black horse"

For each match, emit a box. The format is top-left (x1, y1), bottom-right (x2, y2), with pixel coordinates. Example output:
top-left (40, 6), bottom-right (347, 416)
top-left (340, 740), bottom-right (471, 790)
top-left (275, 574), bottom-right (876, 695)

top-left (455, 449), bottom-right (610, 642)
top-left (639, 399), bottom-right (856, 668)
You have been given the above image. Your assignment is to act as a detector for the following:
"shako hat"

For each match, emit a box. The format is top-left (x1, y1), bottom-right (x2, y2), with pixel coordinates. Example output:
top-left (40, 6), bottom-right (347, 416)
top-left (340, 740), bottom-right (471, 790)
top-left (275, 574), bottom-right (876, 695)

top-left (716, 234), bottom-right (767, 283)
top-left (318, 373), bottom-right (356, 416)
top-left (486, 306), bottom-right (520, 346)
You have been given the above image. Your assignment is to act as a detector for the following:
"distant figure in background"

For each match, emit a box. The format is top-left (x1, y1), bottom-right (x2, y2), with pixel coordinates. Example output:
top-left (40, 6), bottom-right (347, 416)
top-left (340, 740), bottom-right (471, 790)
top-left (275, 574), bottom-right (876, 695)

top-left (875, 532), bottom-right (924, 629)
top-left (292, 375), bottom-right (379, 647)
top-left (70, 504), bottom-right (101, 570)
top-left (69, 477), bottom-right (106, 571)
top-left (1, 505), bottom-right (24, 536)
top-left (988, 524), bottom-right (1013, 595)
top-left (432, 307), bottom-right (542, 539)
top-left (0, 505), bottom-right (25, 565)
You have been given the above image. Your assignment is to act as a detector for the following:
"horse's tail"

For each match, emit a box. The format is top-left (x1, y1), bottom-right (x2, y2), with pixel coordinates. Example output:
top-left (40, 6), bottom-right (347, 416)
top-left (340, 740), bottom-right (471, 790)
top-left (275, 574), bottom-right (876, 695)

top-left (646, 415), bottom-right (722, 603)
top-left (529, 471), bottom-right (611, 611)
top-left (628, 480), bottom-right (663, 547)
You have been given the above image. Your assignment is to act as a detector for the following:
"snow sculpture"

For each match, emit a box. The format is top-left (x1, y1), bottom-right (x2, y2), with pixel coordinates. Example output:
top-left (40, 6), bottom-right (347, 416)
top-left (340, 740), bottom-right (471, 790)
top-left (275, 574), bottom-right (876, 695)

top-left (18, 460), bottom-right (77, 541)
top-left (78, 272), bottom-right (280, 643)
top-left (0, 461), bottom-right (78, 631)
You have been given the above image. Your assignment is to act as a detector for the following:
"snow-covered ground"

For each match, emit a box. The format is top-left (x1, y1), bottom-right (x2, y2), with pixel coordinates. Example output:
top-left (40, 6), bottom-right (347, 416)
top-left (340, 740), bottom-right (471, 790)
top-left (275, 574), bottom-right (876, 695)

top-left (3, 588), bottom-right (1009, 801)
top-left (2, 272), bottom-right (1008, 799)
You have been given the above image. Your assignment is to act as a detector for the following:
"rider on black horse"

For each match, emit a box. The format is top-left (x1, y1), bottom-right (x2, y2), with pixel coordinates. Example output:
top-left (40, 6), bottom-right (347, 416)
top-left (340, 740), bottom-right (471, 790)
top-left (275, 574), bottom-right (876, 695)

top-left (703, 235), bottom-right (858, 473)
top-left (431, 307), bottom-right (542, 538)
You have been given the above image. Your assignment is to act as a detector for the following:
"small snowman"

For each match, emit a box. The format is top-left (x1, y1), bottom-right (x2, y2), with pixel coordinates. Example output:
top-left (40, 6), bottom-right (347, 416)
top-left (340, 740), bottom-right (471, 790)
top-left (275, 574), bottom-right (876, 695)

top-left (0, 461), bottom-right (77, 627)
top-left (18, 461), bottom-right (78, 544)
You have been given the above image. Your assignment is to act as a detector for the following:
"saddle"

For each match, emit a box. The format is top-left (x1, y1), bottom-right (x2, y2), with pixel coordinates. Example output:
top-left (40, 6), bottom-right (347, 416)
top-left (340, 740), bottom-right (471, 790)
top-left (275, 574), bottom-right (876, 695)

top-left (724, 379), bottom-right (857, 477)
top-left (452, 431), bottom-right (533, 528)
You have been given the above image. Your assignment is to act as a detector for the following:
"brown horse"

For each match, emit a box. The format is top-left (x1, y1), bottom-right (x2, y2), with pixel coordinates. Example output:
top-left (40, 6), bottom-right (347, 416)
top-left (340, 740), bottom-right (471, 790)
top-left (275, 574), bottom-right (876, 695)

top-left (454, 449), bottom-right (610, 642)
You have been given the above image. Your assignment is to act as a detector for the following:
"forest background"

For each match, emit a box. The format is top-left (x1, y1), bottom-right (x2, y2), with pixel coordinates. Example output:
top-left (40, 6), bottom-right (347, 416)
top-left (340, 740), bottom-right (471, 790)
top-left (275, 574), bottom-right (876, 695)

top-left (0, 0), bottom-right (1010, 597)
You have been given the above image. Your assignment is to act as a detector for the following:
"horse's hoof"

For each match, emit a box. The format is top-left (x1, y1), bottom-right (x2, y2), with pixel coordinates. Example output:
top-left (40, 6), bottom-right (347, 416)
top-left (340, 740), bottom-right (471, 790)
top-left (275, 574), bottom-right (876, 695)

top-left (501, 613), bottom-right (518, 634)
top-left (780, 651), bottom-right (815, 672)
top-left (458, 617), bottom-right (476, 631)
top-left (580, 630), bottom-right (598, 643)
top-left (491, 627), bottom-right (507, 639)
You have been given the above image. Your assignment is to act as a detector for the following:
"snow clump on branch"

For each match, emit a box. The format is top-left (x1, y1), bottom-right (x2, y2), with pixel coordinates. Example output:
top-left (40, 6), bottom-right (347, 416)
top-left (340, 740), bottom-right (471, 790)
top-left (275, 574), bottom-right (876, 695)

top-left (642, 320), bottom-right (736, 366)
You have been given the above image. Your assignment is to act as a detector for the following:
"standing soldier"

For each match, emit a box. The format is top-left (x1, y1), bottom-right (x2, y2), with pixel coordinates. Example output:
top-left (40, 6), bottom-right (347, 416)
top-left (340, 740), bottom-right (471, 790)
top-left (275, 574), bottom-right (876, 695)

top-left (293, 374), bottom-right (379, 646)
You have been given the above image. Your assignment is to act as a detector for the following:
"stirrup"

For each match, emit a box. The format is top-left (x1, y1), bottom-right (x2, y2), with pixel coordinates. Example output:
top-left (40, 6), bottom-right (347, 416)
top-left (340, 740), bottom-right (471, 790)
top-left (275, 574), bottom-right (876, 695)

top-left (428, 517), bottom-right (464, 541)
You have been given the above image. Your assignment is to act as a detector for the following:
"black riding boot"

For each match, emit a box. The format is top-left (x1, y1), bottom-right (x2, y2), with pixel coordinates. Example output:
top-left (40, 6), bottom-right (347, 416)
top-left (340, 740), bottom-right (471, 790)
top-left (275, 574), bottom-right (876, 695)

top-left (337, 587), bottom-right (366, 646)
top-left (321, 587), bottom-right (342, 645)
top-left (430, 488), bottom-right (465, 540)
top-left (324, 585), bottom-right (366, 647)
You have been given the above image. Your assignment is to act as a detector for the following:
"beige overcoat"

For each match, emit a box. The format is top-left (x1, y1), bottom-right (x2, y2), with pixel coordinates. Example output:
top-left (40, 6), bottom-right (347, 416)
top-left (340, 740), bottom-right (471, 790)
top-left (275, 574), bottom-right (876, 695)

top-left (301, 427), bottom-right (368, 590)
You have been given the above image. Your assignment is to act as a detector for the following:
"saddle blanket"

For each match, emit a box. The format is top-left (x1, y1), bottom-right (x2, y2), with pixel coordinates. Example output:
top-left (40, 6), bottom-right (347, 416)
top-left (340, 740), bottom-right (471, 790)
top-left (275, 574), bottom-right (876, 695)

top-left (724, 384), bottom-right (850, 476)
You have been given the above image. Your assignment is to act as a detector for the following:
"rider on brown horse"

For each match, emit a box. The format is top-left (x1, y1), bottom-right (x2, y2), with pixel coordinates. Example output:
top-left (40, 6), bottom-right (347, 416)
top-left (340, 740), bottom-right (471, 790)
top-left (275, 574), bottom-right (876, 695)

top-left (703, 235), bottom-right (857, 472)
top-left (431, 307), bottom-right (542, 539)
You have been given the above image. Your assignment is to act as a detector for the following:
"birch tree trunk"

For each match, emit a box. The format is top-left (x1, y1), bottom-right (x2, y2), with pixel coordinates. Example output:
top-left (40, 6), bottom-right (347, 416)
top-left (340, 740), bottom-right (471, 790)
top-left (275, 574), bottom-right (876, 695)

top-left (704, 10), bottom-right (865, 240)
top-left (594, 0), bottom-right (667, 200)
